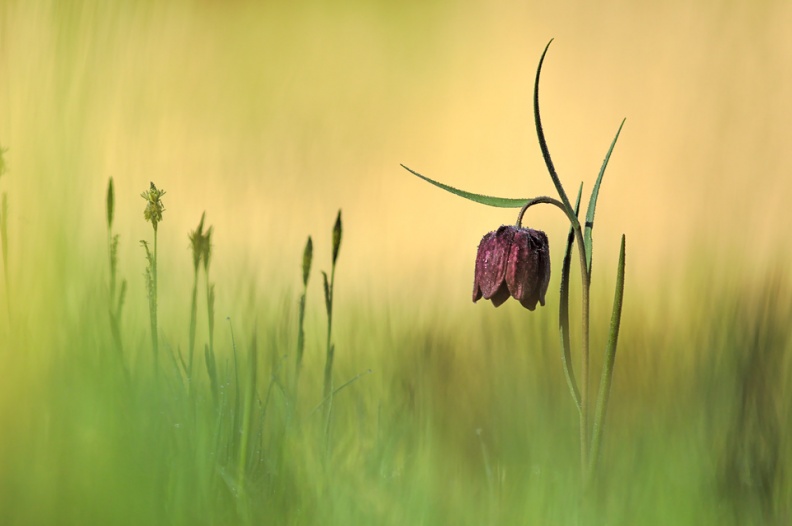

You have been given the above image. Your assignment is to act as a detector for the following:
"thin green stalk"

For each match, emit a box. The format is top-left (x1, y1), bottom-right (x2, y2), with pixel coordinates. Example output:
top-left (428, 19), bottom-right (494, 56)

top-left (517, 196), bottom-right (590, 477)
top-left (322, 211), bottom-right (342, 427)
top-left (141, 182), bottom-right (165, 373)
top-left (559, 183), bottom-right (584, 415)
top-left (237, 335), bottom-right (258, 496)
top-left (152, 228), bottom-right (160, 371)
top-left (311, 368), bottom-right (372, 415)
top-left (322, 265), bottom-right (336, 454)
top-left (295, 236), bottom-right (313, 403)
top-left (531, 42), bottom-right (595, 479)
top-left (588, 234), bottom-right (626, 479)
top-left (205, 274), bottom-right (217, 403)
top-left (1, 193), bottom-right (10, 323)
top-left (322, 266), bottom-right (336, 406)
top-left (188, 267), bottom-right (199, 379)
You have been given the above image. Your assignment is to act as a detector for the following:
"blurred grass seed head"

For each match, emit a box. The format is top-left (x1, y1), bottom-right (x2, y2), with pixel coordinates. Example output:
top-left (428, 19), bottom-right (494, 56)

top-left (141, 181), bottom-right (166, 231)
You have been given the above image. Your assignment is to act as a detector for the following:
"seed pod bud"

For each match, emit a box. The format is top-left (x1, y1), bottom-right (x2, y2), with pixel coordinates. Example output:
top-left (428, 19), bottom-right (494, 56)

top-left (332, 210), bottom-right (342, 266)
top-left (189, 212), bottom-right (206, 272)
top-left (302, 236), bottom-right (313, 287)
top-left (106, 177), bottom-right (115, 229)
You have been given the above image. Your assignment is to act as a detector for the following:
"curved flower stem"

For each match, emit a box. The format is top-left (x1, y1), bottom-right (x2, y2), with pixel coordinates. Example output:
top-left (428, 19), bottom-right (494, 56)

top-left (517, 196), bottom-right (590, 478)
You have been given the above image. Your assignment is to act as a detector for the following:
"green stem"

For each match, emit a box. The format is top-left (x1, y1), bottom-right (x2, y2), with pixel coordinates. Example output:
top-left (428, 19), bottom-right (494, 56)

top-left (1, 193), bottom-right (11, 325)
top-left (188, 267), bottom-right (199, 380)
top-left (323, 265), bottom-right (336, 419)
top-left (152, 227), bottom-right (160, 373)
top-left (517, 196), bottom-right (590, 478)
top-left (588, 234), bottom-right (626, 479)
top-left (206, 271), bottom-right (215, 357)
top-left (559, 184), bottom-right (584, 415)
top-left (295, 289), bottom-right (307, 401)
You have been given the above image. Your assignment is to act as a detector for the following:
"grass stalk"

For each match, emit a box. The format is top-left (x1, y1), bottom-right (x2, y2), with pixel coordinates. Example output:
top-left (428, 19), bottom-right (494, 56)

top-left (237, 335), bottom-right (258, 496)
top-left (295, 236), bottom-right (313, 404)
top-left (518, 196), bottom-right (591, 477)
top-left (188, 212), bottom-right (211, 384)
top-left (1, 193), bottom-right (10, 324)
top-left (106, 178), bottom-right (128, 373)
top-left (322, 211), bottom-right (342, 431)
top-left (141, 182), bottom-right (165, 375)
top-left (0, 147), bottom-right (8, 325)
top-left (152, 228), bottom-right (160, 370)
top-left (188, 266), bottom-right (198, 378)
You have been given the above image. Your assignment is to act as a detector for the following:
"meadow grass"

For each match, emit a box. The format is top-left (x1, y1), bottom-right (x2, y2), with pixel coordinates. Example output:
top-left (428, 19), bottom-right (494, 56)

top-left (2, 2), bottom-right (791, 524)
top-left (0, 194), bottom-right (788, 525)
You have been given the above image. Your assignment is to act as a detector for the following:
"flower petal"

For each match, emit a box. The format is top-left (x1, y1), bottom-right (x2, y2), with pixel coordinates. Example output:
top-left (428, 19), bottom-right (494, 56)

top-left (504, 227), bottom-right (551, 310)
top-left (473, 227), bottom-right (511, 301)
top-left (489, 283), bottom-right (511, 307)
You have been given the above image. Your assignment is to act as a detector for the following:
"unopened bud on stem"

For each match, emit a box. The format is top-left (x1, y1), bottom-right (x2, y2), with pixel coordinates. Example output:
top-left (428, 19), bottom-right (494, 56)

top-left (332, 210), bottom-right (342, 266)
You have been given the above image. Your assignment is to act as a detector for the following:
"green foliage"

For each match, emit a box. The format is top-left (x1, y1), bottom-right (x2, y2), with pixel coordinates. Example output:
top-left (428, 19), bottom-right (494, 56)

top-left (2, 246), bottom-right (789, 525)
top-left (402, 40), bottom-right (627, 484)
top-left (584, 119), bottom-right (626, 275)
top-left (401, 164), bottom-right (531, 208)
top-left (302, 236), bottom-right (313, 288)
top-left (106, 177), bottom-right (115, 229)
top-left (332, 211), bottom-right (342, 266)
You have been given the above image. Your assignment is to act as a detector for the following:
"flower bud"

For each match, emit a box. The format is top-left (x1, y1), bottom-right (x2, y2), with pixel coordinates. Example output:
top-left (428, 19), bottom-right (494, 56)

top-left (472, 225), bottom-right (550, 310)
top-left (302, 236), bottom-right (313, 287)
top-left (106, 178), bottom-right (115, 229)
top-left (189, 212), bottom-right (206, 272)
top-left (332, 210), bottom-right (342, 266)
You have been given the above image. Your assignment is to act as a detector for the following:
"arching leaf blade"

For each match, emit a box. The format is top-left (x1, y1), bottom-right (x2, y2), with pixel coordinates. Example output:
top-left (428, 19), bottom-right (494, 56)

top-left (588, 234), bottom-right (626, 477)
top-left (401, 164), bottom-right (531, 208)
top-left (584, 118), bottom-right (626, 274)
top-left (560, 181), bottom-right (584, 414)
top-left (533, 39), bottom-right (577, 226)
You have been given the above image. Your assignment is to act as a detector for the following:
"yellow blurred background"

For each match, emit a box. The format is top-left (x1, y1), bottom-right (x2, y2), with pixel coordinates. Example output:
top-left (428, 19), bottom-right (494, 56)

top-left (1, 0), bottom-right (790, 311)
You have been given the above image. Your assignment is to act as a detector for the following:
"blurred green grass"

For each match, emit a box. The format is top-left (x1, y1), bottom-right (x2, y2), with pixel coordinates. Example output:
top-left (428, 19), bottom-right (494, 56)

top-left (0, 201), bottom-right (789, 524)
top-left (1, 1), bottom-right (792, 524)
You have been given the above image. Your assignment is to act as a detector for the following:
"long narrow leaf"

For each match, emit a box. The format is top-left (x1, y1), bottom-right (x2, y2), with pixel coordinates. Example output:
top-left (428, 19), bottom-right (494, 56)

top-left (560, 182), bottom-right (583, 414)
top-left (584, 119), bottom-right (626, 274)
top-left (401, 164), bottom-right (531, 208)
top-left (589, 234), bottom-right (626, 476)
top-left (533, 39), bottom-right (577, 226)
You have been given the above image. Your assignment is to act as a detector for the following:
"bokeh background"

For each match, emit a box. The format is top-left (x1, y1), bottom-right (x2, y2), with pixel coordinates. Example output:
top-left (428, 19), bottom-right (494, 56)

top-left (1, 1), bottom-right (791, 524)
top-left (2, 0), bottom-right (791, 303)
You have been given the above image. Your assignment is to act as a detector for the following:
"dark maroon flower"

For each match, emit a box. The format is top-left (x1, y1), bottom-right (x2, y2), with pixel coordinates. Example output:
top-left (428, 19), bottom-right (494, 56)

top-left (472, 225), bottom-right (551, 310)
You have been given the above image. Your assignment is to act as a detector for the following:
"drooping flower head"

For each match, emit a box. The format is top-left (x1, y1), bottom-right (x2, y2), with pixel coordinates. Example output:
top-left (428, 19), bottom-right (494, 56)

top-left (473, 225), bottom-right (550, 310)
top-left (141, 182), bottom-right (166, 231)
